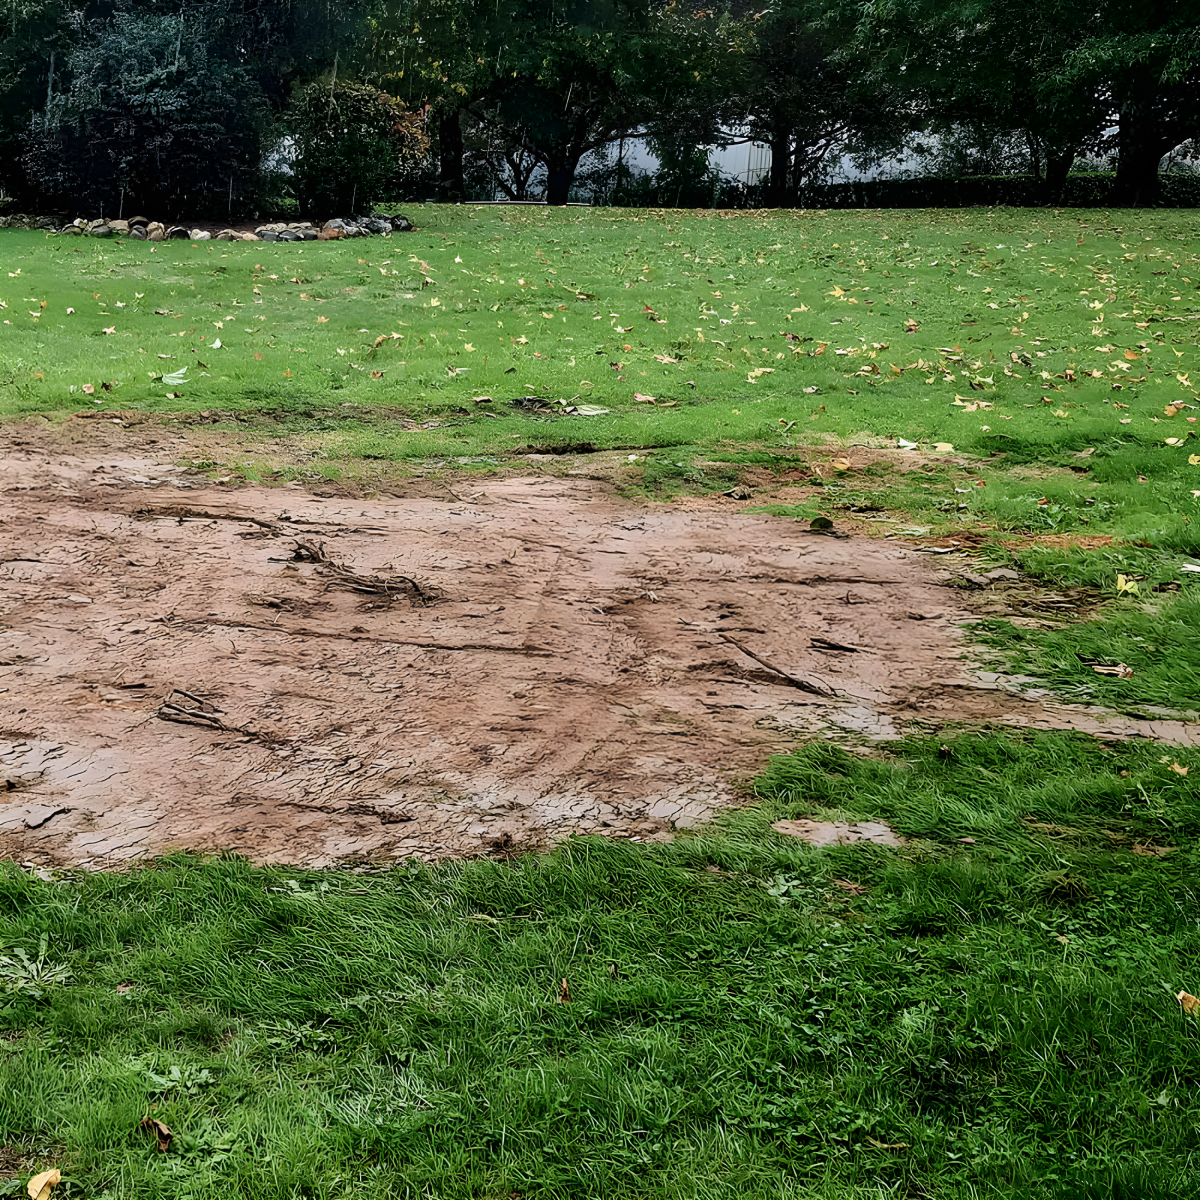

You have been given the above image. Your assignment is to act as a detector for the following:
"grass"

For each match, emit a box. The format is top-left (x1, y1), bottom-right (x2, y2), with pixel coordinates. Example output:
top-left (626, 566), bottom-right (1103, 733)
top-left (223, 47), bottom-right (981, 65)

top-left (1, 731), bottom-right (1198, 1200)
top-left (4, 208), bottom-right (1200, 1196)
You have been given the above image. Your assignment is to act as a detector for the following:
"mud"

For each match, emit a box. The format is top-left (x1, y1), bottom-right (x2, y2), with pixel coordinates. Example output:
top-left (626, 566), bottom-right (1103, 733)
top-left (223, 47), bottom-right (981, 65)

top-left (2, 423), bottom-right (1197, 868)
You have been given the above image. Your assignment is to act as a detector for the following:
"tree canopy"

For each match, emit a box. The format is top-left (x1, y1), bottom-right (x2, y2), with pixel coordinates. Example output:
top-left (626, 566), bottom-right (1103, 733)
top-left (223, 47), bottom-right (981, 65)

top-left (0, 0), bottom-right (1197, 211)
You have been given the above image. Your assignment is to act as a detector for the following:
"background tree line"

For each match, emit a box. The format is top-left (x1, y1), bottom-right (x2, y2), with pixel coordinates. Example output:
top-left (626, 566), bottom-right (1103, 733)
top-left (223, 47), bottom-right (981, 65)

top-left (1, 0), bottom-right (1197, 217)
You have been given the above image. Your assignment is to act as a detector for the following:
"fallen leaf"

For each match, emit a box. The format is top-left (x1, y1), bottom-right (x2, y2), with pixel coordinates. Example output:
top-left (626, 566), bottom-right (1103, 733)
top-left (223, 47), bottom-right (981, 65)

top-left (653, 354), bottom-right (677, 364)
top-left (102, 326), bottom-right (116, 335)
top-left (831, 879), bottom-right (867, 894)
top-left (1189, 455), bottom-right (1200, 465)
top-left (370, 370), bottom-right (384, 379)
top-left (1116, 573), bottom-right (1139, 596)
top-left (81, 384), bottom-right (95, 395)
top-left (558, 978), bottom-right (572, 1004)
top-left (1125, 349), bottom-right (1140, 360)
top-left (1179, 991), bottom-right (1200, 1014)
top-left (933, 442), bottom-right (954, 452)
top-left (1092, 662), bottom-right (1134, 678)
top-left (116, 980), bottom-right (133, 993)
top-left (27, 1170), bottom-right (60, 1200)
top-left (746, 367), bottom-right (775, 380)
top-left (317, 316), bottom-right (328, 323)
top-left (905, 318), bottom-right (919, 332)
top-left (1169, 761), bottom-right (1189, 777)
top-left (140, 1116), bottom-right (173, 1152)
top-left (831, 457), bottom-right (853, 470)
top-left (865, 1138), bottom-right (910, 1151)
top-left (632, 393), bottom-right (656, 403)
top-left (254, 353), bottom-right (263, 360)
top-left (1166, 404), bottom-right (1181, 417)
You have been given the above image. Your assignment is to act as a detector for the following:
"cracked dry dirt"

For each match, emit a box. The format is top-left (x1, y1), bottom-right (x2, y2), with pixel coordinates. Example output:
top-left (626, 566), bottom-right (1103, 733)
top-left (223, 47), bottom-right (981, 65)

top-left (2, 423), bottom-right (1198, 867)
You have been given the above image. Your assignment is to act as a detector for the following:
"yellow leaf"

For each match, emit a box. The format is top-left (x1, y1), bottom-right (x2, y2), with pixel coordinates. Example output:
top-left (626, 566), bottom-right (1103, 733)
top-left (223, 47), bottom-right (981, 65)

top-left (831, 457), bottom-right (852, 470)
top-left (541, 312), bottom-right (554, 318)
top-left (1166, 438), bottom-right (1184, 446)
top-left (1116, 574), bottom-right (1140, 596)
top-left (791, 305), bottom-right (810, 312)
top-left (1170, 761), bottom-right (1189, 777)
top-left (1125, 349), bottom-right (1140, 360)
top-left (1188, 454), bottom-right (1200, 465)
top-left (1179, 991), bottom-right (1200, 1014)
top-left (746, 367), bottom-right (775, 380)
top-left (463, 343), bottom-right (475, 352)
top-left (316, 316), bottom-right (329, 322)
top-left (829, 286), bottom-right (846, 297)
top-left (101, 326), bottom-right (115, 335)
top-left (27, 1170), bottom-right (60, 1200)
top-left (933, 442), bottom-right (954, 452)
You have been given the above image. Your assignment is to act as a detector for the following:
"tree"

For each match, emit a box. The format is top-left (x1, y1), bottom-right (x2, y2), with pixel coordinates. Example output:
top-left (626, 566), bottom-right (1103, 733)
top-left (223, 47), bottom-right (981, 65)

top-left (734, 0), bottom-right (914, 207)
top-left (286, 77), bottom-right (428, 214)
top-left (370, 0), bottom-right (738, 204)
top-left (23, 5), bottom-right (271, 216)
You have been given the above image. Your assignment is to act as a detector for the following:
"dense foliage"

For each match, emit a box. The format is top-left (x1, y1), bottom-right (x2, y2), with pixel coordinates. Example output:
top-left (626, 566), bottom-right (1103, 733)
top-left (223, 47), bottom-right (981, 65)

top-left (0, 0), bottom-right (1198, 211)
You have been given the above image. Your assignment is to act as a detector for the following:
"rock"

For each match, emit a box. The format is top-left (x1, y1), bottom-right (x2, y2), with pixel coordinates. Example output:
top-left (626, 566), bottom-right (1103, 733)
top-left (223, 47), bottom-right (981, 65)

top-left (90, 225), bottom-right (113, 238)
top-left (318, 225), bottom-right (342, 240)
top-left (299, 229), bottom-right (318, 240)
top-left (146, 221), bottom-right (164, 234)
top-left (277, 229), bottom-right (301, 242)
top-left (189, 229), bottom-right (211, 240)
top-left (108, 219), bottom-right (130, 233)
top-left (60, 225), bottom-right (82, 235)
top-left (166, 226), bottom-right (190, 239)
top-left (36, 216), bottom-right (58, 230)
top-left (127, 215), bottom-right (149, 227)
top-left (391, 213), bottom-right (413, 232)
top-left (257, 222), bottom-right (287, 234)
top-left (258, 230), bottom-right (279, 242)
top-left (148, 228), bottom-right (165, 241)
top-left (128, 226), bottom-right (147, 240)
top-left (286, 222), bottom-right (314, 232)
top-left (361, 217), bottom-right (391, 235)
top-left (87, 218), bottom-right (108, 230)
top-left (214, 229), bottom-right (239, 241)
top-left (241, 232), bottom-right (260, 241)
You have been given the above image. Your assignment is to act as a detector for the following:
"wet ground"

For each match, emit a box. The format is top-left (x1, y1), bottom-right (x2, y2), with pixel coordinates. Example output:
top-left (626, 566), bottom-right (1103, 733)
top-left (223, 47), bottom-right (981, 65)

top-left (2, 418), bottom-right (1196, 866)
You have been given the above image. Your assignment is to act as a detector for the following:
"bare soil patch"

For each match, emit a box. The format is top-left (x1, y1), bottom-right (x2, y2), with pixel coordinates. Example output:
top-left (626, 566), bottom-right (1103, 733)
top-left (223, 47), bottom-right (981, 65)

top-left (2, 425), bottom-right (1197, 868)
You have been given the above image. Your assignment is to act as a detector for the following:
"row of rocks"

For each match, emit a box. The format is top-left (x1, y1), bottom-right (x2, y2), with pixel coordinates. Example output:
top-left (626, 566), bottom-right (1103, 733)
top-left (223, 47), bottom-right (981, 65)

top-left (0, 210), bottom-right (414, 240)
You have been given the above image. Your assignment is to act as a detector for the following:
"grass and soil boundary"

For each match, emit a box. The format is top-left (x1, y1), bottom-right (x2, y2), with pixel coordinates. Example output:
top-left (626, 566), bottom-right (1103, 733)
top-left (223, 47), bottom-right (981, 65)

top-left (2, 204), bottom-right (1199, 1197)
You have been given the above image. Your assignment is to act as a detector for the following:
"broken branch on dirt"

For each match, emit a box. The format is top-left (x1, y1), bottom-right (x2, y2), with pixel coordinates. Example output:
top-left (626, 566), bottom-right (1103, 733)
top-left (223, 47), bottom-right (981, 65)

top-left (134, 505), bottom-right (280, 533)
top-left (718, 633), bottom-right (836, 697)
top-left (291, 539), bottom-right (436, 605)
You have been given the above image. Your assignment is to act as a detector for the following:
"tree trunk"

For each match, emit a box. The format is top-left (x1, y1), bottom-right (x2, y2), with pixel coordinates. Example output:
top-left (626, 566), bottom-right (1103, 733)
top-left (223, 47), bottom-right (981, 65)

top-left (1044, 149), bottom-right (1076, 204)
top-left (438, 110), bottom-right (465, 201)
top-left (544, 155), bottom-right (579, 205)
top-left (1112, 90), bottom-right (1169, 207)
top-left (766, 126), bottom-right (789, 207)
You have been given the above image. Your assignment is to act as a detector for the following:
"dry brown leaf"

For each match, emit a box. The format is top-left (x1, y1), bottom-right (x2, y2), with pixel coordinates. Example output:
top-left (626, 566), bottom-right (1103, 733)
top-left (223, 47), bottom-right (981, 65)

top-left (1131, 842), bottom-right (1176, 857)
top-left (831, 457), bottom-right (853, 470)
top-left (141, 1116), bottom-right (174, 1152)
top-left (1179, 991), bottom-right (1199, 1015)
top-left (1092, 663), bottom-right (1133, 679)
top-left (1169, 761), bottom-right (1189, 776)
top-left (27, 1169), bottom-right (60, 1200)
top-left (1125, 349), bottom-right (1140, 360)
top-left (115, 980), bottom-right (133, 993)
top-left (558, 977), bottom-right (571, 1004)
top-left (831, 879), bottom-right (867, 895)
top-left (632, 392), bottom-right (656, 404)
top-left (81, 383), bottom-right (95, 395)
top-left (865, 1137), bottom-right (910, 1150)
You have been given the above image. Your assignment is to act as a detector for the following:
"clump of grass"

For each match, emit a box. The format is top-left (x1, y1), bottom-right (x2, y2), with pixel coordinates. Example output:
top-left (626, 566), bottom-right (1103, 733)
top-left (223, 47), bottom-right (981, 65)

top-left (1, 733), bottom-right (1197, 1199)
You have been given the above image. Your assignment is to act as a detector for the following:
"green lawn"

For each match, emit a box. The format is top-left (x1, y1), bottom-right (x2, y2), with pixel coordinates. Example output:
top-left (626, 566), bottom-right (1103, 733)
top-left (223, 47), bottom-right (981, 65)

top-left (3, 204), bottom-right (1199, 712)
top-left (3, 207), bottom-right (1200, 1198)
top-left (2, 733), bottom-right (1198, 1200)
